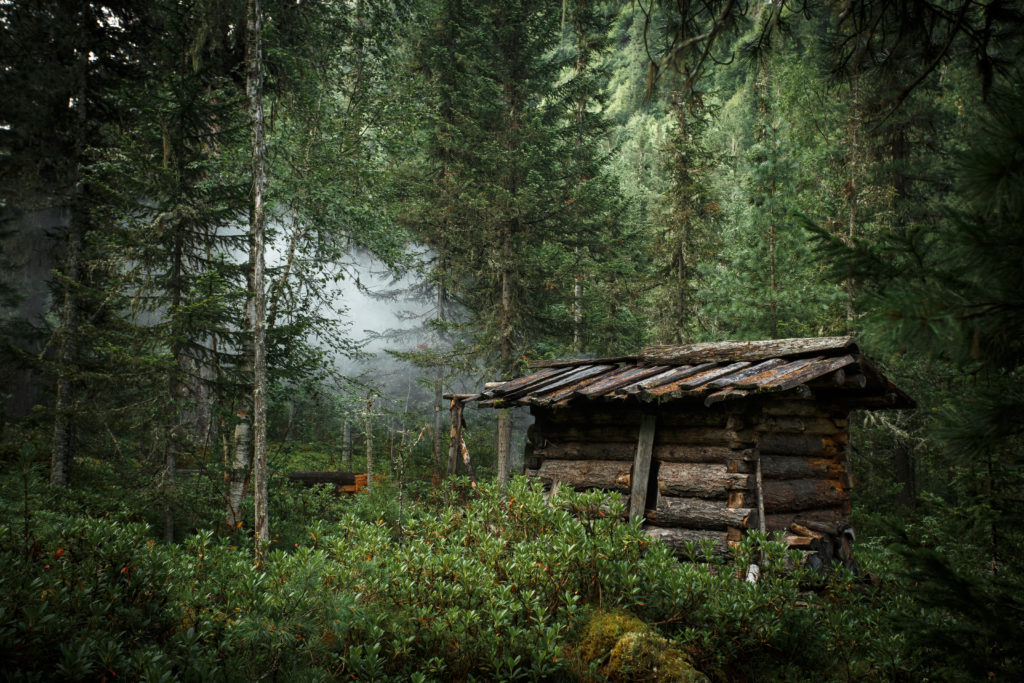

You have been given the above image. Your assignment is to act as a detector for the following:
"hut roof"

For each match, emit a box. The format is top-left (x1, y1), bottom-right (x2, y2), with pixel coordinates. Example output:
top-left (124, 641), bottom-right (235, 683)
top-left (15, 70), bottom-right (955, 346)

top-left (462, 337), bottom-right (914, 410)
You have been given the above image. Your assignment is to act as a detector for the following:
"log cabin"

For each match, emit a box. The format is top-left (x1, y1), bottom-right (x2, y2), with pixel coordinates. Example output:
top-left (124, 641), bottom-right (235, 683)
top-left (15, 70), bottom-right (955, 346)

top-left (455, 337), bottom-right (913, 569)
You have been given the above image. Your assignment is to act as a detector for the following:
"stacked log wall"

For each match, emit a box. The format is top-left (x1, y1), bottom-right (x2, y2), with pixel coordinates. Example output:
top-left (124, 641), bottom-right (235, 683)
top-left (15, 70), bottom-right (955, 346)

top-left (525, 397), bottom-right (856, 560)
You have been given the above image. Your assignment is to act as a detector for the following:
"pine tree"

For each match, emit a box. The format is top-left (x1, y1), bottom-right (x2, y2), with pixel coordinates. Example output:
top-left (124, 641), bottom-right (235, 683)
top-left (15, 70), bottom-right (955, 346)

top-left (0, 0), bottom-right (154, 486)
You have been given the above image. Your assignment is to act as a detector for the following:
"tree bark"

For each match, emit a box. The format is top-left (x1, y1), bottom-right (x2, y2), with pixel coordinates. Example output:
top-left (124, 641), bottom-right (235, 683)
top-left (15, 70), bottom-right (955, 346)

top-left (433, 368), bottom-right (444, 473)
top-left (246, 0), bottom-right (270, 559)
top-left (364, 401), bottom-right (373, 493)
top-left (761, 479), bottom-right (847, 512)
top-left (497, 408), bottom-right (512, 486)
top-left (447, 399), bottom-right (460, 476)
top-left (657, 462), bottom-right (751, 498)
top-left (343, 417), bottom-right (352, 468)
top-left (536, 459), bottom-right (632, 493)
top-left (51, 32), bottom-right (90, 488)
top-left (645, 496), bottom-right (753, 530)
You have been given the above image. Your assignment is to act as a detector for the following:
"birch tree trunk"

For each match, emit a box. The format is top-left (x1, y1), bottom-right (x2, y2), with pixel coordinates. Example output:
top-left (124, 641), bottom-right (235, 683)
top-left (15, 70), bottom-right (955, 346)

top-left (246, 0), bottom-right (270, 559)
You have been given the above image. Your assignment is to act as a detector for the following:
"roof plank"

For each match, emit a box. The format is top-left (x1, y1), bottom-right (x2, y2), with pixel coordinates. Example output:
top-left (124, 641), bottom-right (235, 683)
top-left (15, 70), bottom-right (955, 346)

top-left (640, 336), bottom-right (857, 365)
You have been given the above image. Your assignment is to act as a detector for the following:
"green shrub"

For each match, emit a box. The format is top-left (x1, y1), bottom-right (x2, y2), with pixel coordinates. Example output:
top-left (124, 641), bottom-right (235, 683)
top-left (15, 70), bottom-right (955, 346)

top-left (0, 469), bottom-right (918, 681)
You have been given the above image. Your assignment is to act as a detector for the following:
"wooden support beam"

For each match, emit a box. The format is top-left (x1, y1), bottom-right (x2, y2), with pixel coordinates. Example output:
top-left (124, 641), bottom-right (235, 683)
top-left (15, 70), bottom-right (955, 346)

top-left (629, 414), bottom-right (656, 520)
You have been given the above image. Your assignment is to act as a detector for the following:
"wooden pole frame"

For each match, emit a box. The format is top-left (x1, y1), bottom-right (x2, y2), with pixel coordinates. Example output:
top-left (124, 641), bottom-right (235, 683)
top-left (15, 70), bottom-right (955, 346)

top-left (629, 414), bottom-right (657, 520)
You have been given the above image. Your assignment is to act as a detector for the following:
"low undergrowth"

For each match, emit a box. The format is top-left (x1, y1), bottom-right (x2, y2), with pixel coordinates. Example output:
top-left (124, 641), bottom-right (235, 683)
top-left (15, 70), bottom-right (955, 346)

top-left (1, 463), bottom-right (915, 681)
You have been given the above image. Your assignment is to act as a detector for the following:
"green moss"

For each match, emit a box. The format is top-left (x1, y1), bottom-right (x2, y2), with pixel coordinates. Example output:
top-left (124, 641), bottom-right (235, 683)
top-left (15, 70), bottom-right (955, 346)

top-left (576, 610), bottom-right (708, 682)
top-left (577, 609), bottom-right (649, 666)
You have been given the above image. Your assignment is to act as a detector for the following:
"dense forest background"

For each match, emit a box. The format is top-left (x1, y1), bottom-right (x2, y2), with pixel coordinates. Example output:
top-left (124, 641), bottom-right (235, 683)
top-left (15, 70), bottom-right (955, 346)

top-left (1, 0), bottom-right (1022, 680)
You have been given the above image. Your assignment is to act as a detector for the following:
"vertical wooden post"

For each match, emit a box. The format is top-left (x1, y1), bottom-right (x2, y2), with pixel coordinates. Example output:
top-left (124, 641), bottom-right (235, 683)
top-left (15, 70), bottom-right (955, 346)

top-left (629, 414), bottom-right (657, 521)
top-left (447, 398), bottom-right (462, 477)
top-left (755, 450), bottom-right (766, 535)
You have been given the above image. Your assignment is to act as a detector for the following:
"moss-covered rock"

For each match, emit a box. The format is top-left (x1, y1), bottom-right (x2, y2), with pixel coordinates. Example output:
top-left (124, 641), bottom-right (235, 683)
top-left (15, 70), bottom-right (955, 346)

top-left (575, 610), bottom-right (708, 682)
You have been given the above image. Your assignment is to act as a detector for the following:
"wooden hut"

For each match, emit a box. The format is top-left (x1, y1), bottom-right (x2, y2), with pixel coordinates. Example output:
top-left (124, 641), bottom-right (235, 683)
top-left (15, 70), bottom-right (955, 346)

top-left (459, 337), bottom-right (913, 567)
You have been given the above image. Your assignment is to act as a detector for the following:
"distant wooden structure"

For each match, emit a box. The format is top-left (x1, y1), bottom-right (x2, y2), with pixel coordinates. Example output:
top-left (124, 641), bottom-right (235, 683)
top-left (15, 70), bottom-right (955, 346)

top-left (456, 337), bottom-right (913, 568)
top-left (178, 470), bottom-right (380, 495)
top-left (287, 471), bottom-right (380, 494)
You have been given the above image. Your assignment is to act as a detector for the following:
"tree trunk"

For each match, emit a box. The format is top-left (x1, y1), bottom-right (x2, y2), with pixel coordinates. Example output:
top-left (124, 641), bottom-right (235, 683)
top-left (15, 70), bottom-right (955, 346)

top-left (52, 203), bottom-right (83, 488)
top-left (433, 375), bottom-right (444, 473)
top-left (343, 417), bottom-right (352, 468)
top-left (364, 403), bottom-right (373, 492)
top-left (496, 232), bottom-right (514, 486)
top-left (51, 38), bottom-right (90, 488)
top-left (226, 401), bottom-right (251, 531)
top-left (246, 0), bottom-right (270, 559)
top-left (894, 444), bottom-right (916, 508)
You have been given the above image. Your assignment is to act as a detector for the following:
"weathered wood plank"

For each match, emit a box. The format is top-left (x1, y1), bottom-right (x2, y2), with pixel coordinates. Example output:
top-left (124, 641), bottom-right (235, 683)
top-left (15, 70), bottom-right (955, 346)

top-left (535, 424), bottom-right (751, 446)
top-left (539, 408), bottom-right (734, 429)
top-left (707, 358), bottom-right (789, 388)
top-left (757, 433), bottom-right (847, 456)
top-left (482, 366), bottom-right (564, 397)
top-left (533, 442), bottom-right (746, 464)
top-left (753, 416), bottom-right (848, 435)
top-left (761, 479), bottom-right (847, 512)
top-left (536, 459), bottom-right (632, 493)
top-left (761, 400), bottom-right (838, 418)
top-left (495, 364), bottom-right (604, 404)
top-left (760, 354), bottom-right (856, 392)
top-left (640, 337), bottom-right (857, 365)
top-left (578, 366), bottom-right (672, 398)
top-left (657, 462), bottom-right (752, 498)
top-left (737, 455), bottom-right (840, 480)
top-left (751, 508), bottom-right (849, 533)
top-left (645, 496), bottom-right (754, 530)
top-left (629, 414), bottom-right (656, 520)
top-left (528, 355), bottom-right (637, 369)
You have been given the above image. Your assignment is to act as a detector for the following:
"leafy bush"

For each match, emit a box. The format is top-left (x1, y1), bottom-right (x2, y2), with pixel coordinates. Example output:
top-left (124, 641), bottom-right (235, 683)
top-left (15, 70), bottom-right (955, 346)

top-left (0, 468), bottom-right (917, 681)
